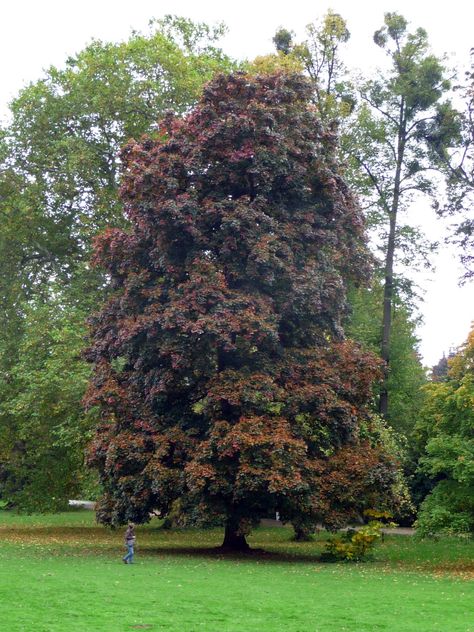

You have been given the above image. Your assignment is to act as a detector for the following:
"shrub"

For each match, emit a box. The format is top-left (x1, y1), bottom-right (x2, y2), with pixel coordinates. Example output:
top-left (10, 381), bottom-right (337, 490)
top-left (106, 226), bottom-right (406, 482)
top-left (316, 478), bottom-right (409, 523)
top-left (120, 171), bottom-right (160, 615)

top-left (321, 521), bottom-right (384, 561)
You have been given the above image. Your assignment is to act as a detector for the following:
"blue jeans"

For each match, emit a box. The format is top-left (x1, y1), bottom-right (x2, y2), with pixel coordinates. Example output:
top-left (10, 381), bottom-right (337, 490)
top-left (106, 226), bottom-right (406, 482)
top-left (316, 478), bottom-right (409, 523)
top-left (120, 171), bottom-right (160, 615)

top-left (123, 543), bottom-right (134, 563)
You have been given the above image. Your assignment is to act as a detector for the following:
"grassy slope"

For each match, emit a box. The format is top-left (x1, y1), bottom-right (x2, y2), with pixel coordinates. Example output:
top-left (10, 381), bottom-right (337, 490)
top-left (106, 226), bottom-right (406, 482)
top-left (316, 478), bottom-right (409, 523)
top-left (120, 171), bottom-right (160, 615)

top-left (0, 511), bottom-right (473, 632)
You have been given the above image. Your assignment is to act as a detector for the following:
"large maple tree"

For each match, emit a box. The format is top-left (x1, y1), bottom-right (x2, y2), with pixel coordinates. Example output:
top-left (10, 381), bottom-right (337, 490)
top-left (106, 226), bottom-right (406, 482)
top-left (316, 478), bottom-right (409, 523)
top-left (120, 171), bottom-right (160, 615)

top-left (86, 72), bottom-right (399, 550)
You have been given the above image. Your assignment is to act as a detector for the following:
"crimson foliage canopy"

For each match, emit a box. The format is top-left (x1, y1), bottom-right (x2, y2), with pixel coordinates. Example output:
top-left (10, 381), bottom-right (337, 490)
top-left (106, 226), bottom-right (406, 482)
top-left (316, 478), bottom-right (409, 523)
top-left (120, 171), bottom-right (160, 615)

top-left (86, 73), bottom-right (398, 548)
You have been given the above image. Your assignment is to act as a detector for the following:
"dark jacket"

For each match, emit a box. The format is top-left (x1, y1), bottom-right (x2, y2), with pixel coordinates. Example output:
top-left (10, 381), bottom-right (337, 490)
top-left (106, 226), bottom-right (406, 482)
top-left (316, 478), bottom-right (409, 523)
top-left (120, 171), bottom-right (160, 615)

top-left (124, 527), bottom-right (136, 545)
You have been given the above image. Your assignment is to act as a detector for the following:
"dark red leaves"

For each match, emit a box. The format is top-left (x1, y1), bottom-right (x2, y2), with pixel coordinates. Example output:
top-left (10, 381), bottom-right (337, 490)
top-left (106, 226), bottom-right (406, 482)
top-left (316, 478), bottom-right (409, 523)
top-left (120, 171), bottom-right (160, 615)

top-left (86, 72), bottom-right (395, 531)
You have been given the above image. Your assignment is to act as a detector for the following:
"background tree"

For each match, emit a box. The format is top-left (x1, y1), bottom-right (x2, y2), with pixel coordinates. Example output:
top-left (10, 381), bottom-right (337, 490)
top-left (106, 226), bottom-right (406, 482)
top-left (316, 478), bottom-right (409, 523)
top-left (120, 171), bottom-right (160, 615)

top-left (0, 297), bottom-right (96, 511)
top-left (86, 72), bottom-right (401, 550)
top-left (272, 13), bottom-right (432, 433)
top-left (5, 16), bottom-right (233, 289)
top-left (346, 279), bottom-right (426, 437)
top-left (0, 16), bottom-right (233, 510)
top-left (273, 11), bottom-right (353, 123)
top-left (346, 278), bottom-right (425, 522)
top-left (415, 325), bottom-right (474, 536)
top-left (352, 13), bottom-right (457, 416)
top-left (431, 353), bottom-right (453, 382)
top-left (427, 50), bottom-right (474, 280)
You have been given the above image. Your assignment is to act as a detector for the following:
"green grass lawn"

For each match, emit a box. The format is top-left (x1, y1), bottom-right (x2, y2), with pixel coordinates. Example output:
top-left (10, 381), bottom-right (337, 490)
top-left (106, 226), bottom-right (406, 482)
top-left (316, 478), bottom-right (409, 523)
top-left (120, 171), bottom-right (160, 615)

top-left (0, 511), bottom-right (473, 632)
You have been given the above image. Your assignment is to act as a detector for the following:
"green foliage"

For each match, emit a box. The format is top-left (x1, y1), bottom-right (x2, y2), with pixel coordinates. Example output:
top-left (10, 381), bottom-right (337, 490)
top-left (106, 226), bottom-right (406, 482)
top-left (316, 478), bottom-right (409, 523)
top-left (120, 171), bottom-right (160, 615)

top-left (351, 19), bottom-right (456, 251)
top-left (5, 16), bottom-right (234, 285)
top-left (348, 13), bottom-right (458, 416)
top-left (431, 51), bottom-right (474, 280)
top-left (274, 11), bottom-right (352, 122)
top-left (0, 296), bottom-right (98, 511)
top-left (416, 481), bottom-right (474, 537)
top-left (346, 279), bottom-right (427, 436)
top-left (349, 12), bottom-right (459, 258)
top-left (416, 326), bottom-right (474, 536)
top-left (245, 52), bottom-right (304, 75)
top-left (0, 17), bottom-right (233, 511)
top-left (0, 17), bottom-right (233, 312)
top-left (272, 28), bottom-right (294, 55)
top-left (346, 279), bottom-right (427, 520)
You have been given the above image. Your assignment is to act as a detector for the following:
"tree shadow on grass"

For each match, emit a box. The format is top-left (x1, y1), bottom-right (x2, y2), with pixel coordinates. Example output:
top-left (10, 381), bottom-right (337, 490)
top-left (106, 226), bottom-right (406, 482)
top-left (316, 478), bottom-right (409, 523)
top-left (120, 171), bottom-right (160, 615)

top-left (1, 523), bottom-right (332, 564)
top-left (142, 545), bottom-right (325, 565)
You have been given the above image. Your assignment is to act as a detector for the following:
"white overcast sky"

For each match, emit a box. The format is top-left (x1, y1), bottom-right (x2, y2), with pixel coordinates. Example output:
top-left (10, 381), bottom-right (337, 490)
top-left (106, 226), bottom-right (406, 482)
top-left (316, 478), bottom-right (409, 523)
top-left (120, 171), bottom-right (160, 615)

top-left (1, 0), bottom-right (473, 366)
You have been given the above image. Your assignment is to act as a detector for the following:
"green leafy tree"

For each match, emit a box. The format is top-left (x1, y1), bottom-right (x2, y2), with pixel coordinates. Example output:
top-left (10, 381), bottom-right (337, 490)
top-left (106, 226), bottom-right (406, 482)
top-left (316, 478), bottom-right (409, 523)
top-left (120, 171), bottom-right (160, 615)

top-left (274, 12), bottom-right (436, 433)
top-left (351, 13), bottom-right (458, 416)
top-left (5, 16), bottom-right (233, 288)
top-left (273, 11), bottom-right (353, 122)
top-left (347, 278), bottom-right (426, 523)
top-left (86, 72), bottom-right (401, 550)
top-left (1, 16), bottom-right (233, 309)
top-left (415, 325), bottom-right (474, 535)
top-left (427, 51), bottom-right (474, 280)
top-left (0, 297), bottom-right (96, 511)
top-left (347, 278), bottom-right (426, 437)
top-left (0, 16), bottom-right (233, 510)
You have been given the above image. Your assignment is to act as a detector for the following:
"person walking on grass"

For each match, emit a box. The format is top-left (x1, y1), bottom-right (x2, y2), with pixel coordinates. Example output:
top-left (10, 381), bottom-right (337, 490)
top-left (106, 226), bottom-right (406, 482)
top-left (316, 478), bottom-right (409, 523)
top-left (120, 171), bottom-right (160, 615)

top-left (123, 523), bottom-right (136, 564)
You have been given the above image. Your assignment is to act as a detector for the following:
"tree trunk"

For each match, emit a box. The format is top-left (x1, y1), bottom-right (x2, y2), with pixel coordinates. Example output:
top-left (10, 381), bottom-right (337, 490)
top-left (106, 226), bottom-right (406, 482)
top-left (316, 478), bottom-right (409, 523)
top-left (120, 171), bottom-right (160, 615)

top-left (293, 525), bottom-right (313, 541)
top-left (221, 518), bottom-right (250, 551)
top-left (379, 111), bottom-right (406, 418)
top-left (379, 210), bottom-right (396, 418)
